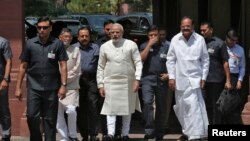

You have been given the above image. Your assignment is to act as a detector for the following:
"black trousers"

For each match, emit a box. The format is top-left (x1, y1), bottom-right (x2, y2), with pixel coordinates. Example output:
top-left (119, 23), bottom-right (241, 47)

top-left (77, 75), bottom-right (99, 138)
top-left (0, 87), bottom-right (11, 138)
top-left (204, 82), bottom-right (225, 124)
top-left (26, 88), bottom-right (58, 141)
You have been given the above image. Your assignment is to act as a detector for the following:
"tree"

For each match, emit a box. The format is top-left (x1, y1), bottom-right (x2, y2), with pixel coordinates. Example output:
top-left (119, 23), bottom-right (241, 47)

top-left (25, 0), bottom-right (67, 16)
top-left (66, 0), bottom-right (111, 13)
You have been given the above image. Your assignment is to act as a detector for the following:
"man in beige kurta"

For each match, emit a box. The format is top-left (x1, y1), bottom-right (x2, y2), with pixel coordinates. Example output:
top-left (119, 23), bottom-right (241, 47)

top-left (97, 23), bottom-right (142, 140)
top-left (56, 28), bottom-right (81, 141)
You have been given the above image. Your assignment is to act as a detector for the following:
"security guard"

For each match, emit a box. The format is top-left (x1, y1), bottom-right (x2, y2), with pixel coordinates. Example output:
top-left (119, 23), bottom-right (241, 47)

top-left (15, 16), bottom-right (68, 141)
top-left (200, 21), bottom-right (232, 124)
top-left (140, 25), bottom-right (169, 141)
top-left (0, 36), bottom-right (12, 141)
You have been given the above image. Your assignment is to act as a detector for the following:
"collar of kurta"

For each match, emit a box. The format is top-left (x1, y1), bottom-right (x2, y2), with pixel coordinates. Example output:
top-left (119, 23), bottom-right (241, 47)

top-left (178, 31), bottom-right (198, 41)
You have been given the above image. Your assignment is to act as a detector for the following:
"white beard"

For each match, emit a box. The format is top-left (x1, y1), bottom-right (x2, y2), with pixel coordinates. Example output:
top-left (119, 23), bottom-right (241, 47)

top-left (112, 38), bottom-right (121, 43)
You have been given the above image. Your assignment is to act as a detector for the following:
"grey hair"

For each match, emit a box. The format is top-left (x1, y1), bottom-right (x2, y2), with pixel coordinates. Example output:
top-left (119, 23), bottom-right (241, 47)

top-left (111, 23), bottom-right (124, 33)
top-left (60, 28), bottom-right (72, 35)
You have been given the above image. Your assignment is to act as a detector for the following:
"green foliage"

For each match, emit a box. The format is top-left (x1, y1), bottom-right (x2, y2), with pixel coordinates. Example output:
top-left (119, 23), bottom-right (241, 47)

top-left (66, 0), bottom-right (111, 14)
top-left (24, 0), bottom-right (152, 16)
top-left (25, 0), bottom-right (67, 17)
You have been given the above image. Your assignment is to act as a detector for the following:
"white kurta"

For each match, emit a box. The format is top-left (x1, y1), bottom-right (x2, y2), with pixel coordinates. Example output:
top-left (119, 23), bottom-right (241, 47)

top-left (167, 32), bottom-right (209, 90)
top-left (97, 39), bottom-right (142, 115)
top-left (166, 32), bottom-right (209, 140)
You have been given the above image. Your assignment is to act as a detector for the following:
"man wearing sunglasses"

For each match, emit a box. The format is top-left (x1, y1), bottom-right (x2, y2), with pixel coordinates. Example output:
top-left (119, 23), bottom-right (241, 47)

top-left (15, 16), bottom-right (68, 141)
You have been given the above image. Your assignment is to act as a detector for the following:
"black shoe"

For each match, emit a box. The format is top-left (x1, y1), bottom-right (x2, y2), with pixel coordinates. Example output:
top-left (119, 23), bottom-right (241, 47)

top-left (106, 135), bottom-right (114, 141)
top-left (177, 134), bottom-right (188, 141)
top-left (81, 138), bottom-right (88, 141)
top-left (122, 136), bottom-right (130, 141)
top-left (81, 136), bottom-right (88, 141)
top-left (144, 134), bottom-right (155, 139)
top-left (69, 137), bottom-right (79, 141)
top-left (102, 135), bottom-right (109, 141)
top-left (90, 136), bottom-right (100, 141)
top-left (1, 138), bottom-right (10, 141)
top-left (114, 134), bottom-right (122, 141)
top-left (156, 136), bottom-right (163, 141)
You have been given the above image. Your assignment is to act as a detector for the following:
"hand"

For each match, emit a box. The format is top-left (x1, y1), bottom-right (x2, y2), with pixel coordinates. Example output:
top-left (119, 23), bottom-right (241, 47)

top-left (58, 86), bottom-right (66, 100)
top-left (225, 81), bottom-right (232, 90)
top-left (15, 88), bottom-right (23, 101)
top-left (160, 73), bottom-right (169, 81)
top-left (236, 80), bottom-right (242, 89)
top-left (169, 79), bottom-right (175, 91)
top-left (200, 80), bottom-right (206, 89)
top-left (0, 80), bottom-right (8, 91)
top-left (148, 36), bottom-right (158, 47)
top-left (99, 87), bottom-right (105, 97)
top-left (133, 80), bottom-right (140, 93)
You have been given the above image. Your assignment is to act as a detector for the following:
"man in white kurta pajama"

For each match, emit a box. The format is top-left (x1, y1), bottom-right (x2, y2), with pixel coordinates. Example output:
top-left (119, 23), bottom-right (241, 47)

top-left (166, 17), bottom-right (209, 140)
top-left (97, 23), bottom-right (142, 140)
top-left (56, 28), bottom-right (81, 141)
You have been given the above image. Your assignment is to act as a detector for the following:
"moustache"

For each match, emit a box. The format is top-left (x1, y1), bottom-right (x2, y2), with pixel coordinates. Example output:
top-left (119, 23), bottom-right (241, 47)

top-left (182, 29), bottom-right (190, 32)
top-left (81, 40), bottom-right (88, 42)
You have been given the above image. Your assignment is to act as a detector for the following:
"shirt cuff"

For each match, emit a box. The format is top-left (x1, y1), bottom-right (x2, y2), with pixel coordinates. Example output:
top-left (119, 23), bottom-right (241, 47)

top-left (98, 84), bottom-right (104, 88)
top-left (135, 76), bottom-right (141, 81)
top-left (202, 75), bottom-right (207, 80)
top-left (238, 76), bottom-right (243, 81)
top-left (169, 74), bottom-right (175, 80)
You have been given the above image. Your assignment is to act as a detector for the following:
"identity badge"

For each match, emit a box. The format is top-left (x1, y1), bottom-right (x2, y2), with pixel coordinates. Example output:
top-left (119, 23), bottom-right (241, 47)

top-left (48, 51), bottom-right (55, 59)
top-left (160, 53), bottom-right (167, 58)
top-left (208, 48), bottom-right (215, 54)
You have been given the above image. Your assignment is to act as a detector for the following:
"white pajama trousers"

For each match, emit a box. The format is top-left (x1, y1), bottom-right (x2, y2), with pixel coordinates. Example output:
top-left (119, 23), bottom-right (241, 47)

top-left (174, 86), bottom-right (208, 140)
top-left (107, 114), bottom-right (132, 136)
top-left (56, 103), bottom-right (78, 141)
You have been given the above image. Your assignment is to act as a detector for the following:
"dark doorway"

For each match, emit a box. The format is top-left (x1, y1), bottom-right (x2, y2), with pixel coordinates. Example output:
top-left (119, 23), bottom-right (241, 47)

top-left (198, 0), bottom-right (209, 24)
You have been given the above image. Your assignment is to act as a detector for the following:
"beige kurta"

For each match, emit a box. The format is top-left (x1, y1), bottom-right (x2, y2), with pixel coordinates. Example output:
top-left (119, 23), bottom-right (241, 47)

top-left (97, 39), bottom-right (142, 115)
top-left (60, 45), bottom-right (81, 107)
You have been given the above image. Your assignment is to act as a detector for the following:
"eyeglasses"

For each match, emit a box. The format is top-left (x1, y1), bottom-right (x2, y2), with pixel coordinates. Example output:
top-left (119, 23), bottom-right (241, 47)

top-left (37, 26), bottom-right (50, 30)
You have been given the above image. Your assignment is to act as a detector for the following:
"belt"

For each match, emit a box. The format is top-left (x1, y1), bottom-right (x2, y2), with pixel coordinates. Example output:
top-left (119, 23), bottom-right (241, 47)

top-left (230, 73), bottom-right (239, 77)
top-left (81, 73), bottom-right (96, 79)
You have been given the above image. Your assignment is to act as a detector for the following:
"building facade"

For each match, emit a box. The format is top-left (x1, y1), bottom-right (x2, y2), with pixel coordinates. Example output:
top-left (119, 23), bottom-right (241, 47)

top-left (0, 0), bottom-right (250, 136)
top-left (152, 0), bottom-right (250, 124)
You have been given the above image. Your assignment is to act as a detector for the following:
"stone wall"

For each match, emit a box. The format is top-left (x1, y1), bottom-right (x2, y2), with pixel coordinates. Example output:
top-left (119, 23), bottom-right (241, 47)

top-left (0, 0), bottom-right (27, 136)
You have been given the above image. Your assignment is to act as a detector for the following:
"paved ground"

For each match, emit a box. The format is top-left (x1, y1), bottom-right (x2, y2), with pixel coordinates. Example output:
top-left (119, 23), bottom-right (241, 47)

top-left (10, 133), bottom-right (182, 141)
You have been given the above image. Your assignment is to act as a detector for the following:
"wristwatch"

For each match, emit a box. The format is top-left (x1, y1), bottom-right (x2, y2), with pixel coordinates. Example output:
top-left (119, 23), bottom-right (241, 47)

top-left (61, 82), bottom-right (67, 86)
top-left (3, 77), bottom-right (10, 83)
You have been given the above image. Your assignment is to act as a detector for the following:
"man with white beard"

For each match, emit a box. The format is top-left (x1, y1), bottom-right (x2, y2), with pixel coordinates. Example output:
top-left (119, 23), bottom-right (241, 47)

top-left (56, 28), bottom-right (81, 141)
top-left (97, 23), bottom-right (142, 141)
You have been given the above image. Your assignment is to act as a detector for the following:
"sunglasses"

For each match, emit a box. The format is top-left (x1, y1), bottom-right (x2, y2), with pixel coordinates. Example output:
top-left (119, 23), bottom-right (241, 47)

top-left (37, 26), bottom-right (50, 30)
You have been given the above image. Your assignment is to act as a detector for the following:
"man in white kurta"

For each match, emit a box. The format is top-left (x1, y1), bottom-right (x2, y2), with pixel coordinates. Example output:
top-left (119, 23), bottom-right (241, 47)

top-left (56, 28), bottom-right (81, 141)
top-left (166, 17), bottom-right (209, 140)
top-left (97, 23), bottom-right (142, 140)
